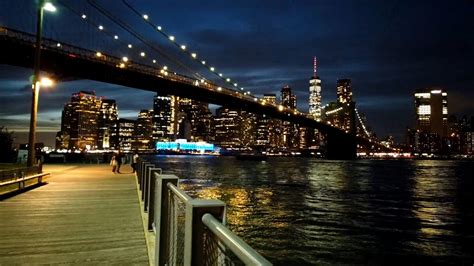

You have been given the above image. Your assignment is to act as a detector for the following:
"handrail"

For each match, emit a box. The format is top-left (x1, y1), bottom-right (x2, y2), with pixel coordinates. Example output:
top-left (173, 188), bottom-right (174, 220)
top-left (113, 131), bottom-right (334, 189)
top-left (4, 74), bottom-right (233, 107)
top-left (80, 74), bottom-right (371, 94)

top-left (202, 213), bottom-right (272, 266)
top-left (0, 172), bottom-right (50, 187)
top-left (167, 182), bottom-right (192, 203)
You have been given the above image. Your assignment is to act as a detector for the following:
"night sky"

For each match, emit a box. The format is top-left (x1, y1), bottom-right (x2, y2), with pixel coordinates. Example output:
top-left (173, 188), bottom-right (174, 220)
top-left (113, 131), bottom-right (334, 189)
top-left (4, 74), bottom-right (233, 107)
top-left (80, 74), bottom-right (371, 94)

top-left (1, 0), bottom-right (473, 146)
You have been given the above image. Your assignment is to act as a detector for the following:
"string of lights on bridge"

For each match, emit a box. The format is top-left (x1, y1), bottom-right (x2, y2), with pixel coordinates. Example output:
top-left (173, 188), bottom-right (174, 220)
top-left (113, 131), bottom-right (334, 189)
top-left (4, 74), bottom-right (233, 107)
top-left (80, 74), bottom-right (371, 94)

top-left (56, 0), bottom-right (254, 98)
top-left (120, 0), bottom-right (253, 96)
top-left (322, 104), bottom-right (372, 138)
top-left (355, 108), bottom-right (371, 138)
top-left (324, 106), bottom-right (344, 115)
top-left (56, 0), bottom-right (167, 71)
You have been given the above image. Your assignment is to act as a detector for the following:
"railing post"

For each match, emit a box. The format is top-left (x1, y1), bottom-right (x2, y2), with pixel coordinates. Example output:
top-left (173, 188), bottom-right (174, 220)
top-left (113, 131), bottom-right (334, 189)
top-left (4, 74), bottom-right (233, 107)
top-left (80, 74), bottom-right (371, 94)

top-left (141, 163), bottom-right (154, 197)
top-left (138, 161), bottom-right (147, 185)
top-left (155, 174), bottom-right (178, 266)
top-left (148, 168), bottom-right (162, 231)
top-left (184, 199), bottom-right (226, 266)
top-left (144, 167), bottom-right (161, 212)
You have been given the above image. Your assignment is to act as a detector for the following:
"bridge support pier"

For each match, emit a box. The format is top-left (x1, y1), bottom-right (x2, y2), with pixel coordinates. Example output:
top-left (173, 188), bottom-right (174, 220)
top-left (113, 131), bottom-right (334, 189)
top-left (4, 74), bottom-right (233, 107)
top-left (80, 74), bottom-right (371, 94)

top-left (326, 132), bottom-right (357, 160)
top-left (326, 102), bottom-right (357, 160)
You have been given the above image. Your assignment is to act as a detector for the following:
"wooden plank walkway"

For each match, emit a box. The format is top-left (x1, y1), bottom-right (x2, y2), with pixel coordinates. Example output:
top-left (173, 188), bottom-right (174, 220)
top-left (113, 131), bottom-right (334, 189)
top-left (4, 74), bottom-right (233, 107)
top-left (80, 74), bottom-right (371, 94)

top-left (0, 164), bottom-right (149, 265)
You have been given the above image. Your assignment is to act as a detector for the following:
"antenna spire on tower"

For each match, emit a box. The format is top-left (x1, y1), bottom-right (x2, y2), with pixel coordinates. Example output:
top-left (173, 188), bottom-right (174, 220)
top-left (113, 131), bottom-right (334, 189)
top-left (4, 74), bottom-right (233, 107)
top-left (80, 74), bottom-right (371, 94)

top-left (313, 56), bottom-right (317, 78)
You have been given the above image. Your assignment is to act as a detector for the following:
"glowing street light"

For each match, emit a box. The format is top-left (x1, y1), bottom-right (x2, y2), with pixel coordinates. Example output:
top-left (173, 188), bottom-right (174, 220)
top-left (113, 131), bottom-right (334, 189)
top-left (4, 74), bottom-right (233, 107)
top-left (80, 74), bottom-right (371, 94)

top-left (40, 77), bottom-right (54, 87)
top-left (28, 0), bottom-right (56, 166)
top-left (43, 2), bottom-right (56, 12)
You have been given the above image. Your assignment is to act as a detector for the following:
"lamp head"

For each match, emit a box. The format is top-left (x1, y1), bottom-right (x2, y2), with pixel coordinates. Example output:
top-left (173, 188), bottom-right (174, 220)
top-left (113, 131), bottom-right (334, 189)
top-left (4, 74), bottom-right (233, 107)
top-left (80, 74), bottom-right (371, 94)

top-left (43, 2), bottom-right (56, 12)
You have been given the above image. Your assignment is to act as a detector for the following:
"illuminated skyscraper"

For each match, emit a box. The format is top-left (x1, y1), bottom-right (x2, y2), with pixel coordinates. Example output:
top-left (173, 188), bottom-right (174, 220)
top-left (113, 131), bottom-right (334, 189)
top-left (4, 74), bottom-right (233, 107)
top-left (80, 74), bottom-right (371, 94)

top-left (98, 99), bottom-right (117, 149)
top-left (153, 94), bottom-right (173, 141)
top-left (134, 110), bottom-right (153, 150)
top-left (214, 107), bottom-right (241, 148)
top-left (337, 79), bottom-right (353, 104)
top-left (414, 88), bottom-right (448, 137)
top-left (57, 91), bottom-right (102, 150)
top-left (309, 57), bottom-right (322, 121)
top-left (281, 86), bottom-right (298, 148)
top-left (175, 97), bottom-right (213, 142)
top-left (412, 88), bottom-right (448, 154)
top-left (281, 85), bottom-right (296, 109)
top-left (116, 118), bottom-right (135, 151)
top-left (256, 94), bottom-right (278, 148)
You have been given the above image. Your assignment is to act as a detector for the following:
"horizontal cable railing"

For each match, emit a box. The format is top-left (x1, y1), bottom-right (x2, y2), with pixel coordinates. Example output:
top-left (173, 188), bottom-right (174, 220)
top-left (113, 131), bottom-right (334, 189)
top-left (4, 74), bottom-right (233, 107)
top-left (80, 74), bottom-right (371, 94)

top-left (202, 214), bottom-right (270, 266)
top-left (136, 158), bottom-right (271, 266)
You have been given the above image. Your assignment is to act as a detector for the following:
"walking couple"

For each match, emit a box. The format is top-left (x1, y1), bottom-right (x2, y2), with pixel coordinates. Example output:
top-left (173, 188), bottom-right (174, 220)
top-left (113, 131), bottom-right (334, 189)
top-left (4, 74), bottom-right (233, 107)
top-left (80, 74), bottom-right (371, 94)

top-left (110, 152), bottom-right (124, 174)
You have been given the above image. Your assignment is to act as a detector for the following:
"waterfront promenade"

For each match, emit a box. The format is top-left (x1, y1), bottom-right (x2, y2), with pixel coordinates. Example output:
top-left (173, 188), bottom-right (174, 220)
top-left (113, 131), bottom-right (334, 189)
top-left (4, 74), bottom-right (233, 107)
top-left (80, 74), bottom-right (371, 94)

top-left (0, 164), bottom-right (149, 265)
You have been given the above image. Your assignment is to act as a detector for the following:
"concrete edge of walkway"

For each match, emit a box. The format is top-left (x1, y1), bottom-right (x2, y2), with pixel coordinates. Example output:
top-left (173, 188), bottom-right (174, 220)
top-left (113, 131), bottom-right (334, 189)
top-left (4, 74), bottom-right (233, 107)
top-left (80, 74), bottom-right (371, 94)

top-left (134, 173), bottom-right (155, 266)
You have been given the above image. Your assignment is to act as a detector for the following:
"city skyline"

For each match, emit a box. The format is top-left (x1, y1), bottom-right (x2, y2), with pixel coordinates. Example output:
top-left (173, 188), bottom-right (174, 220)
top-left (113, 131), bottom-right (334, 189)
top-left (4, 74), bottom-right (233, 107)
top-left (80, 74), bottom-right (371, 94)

top-left (1, 0), bottom-right (474, 145)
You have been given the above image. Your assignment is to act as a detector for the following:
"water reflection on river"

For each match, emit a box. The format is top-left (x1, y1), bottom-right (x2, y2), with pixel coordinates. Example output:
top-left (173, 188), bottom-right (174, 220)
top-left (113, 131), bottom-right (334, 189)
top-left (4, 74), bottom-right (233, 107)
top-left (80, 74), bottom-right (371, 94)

top-left (148, 156), bottom-right (474, 265)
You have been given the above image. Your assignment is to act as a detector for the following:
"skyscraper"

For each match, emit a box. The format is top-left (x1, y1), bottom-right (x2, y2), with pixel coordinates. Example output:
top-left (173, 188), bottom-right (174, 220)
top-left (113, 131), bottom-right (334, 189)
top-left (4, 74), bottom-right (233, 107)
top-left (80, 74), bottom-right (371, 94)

top-left (413, 88), bottom-right (448, 153)
top-left (98, 99), bottom-right (118, 149)
top-left (281, 86), bottom-right (298, 148)
top-left (337, 79), bottom-right (353, 104)
top-left (56, 91), bottom-right (102, 150)
top-left (281, 85), bottom-right (296, 109)
top-left (153, 94), bottom-right (172, 142)
top-left (214, 107), bottom-right (241, 148)
top-left (134, 109), bottom-right (153, 150)
top-left (255, 94), bottom-right (282, 149)
top-left (309, 57), bottom-right (322, 121)
top-left (115, 118), bottom-right (135, 151)
top-left (175, 97), bottom-right (213, 142)
top-left (414, 88), bottom-right (448, 137)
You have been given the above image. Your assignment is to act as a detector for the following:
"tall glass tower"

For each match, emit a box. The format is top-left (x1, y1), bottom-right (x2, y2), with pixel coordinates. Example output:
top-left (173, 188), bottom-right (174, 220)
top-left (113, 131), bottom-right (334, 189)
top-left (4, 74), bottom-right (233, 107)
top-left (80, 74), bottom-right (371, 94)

top-left (309, 57), bottom-right (322, 121)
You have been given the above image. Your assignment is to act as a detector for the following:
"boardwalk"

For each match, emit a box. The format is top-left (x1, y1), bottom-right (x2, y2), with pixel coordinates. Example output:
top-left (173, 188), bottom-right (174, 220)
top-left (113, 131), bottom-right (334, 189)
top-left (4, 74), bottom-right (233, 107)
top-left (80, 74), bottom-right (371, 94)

top-left (0, 164), bottom-right (149, 265)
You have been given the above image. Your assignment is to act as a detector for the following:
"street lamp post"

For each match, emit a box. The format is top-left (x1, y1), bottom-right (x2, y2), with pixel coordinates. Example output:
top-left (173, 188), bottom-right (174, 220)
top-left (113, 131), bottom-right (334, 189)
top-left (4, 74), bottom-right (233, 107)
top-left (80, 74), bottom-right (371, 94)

top-left (27, 0), bottom-right (56, 166)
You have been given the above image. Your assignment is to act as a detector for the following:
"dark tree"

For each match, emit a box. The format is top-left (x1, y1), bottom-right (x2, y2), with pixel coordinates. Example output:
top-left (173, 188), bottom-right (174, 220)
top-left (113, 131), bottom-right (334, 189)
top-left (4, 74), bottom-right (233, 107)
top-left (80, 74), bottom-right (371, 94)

top-left (0, 126), bottom-right (16, 162)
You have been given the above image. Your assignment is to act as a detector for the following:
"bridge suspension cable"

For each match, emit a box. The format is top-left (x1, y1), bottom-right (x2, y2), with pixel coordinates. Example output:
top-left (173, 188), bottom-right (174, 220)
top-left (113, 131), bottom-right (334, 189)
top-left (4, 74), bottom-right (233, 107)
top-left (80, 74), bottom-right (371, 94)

top-left (121, 0), bottom-right (252, 96)
top-left (85, 0), bottom-right (208, 81)
top-left (56, 0), bottom-right (162, 68)
top-left (355, 108), bottom-right (371, 138)
top-left (57, 0), bottom-right (205, 81)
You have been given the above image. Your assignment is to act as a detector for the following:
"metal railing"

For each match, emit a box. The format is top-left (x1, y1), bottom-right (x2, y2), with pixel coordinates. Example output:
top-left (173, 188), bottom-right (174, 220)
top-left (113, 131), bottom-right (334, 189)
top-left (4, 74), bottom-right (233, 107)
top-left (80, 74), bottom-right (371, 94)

top-left (136, 158), bottom-right (271, 266)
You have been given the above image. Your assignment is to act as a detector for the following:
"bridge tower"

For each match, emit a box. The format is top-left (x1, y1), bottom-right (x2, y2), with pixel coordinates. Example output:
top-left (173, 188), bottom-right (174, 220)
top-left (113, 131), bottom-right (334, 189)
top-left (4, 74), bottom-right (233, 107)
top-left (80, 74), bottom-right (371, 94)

top-left (326, 101), bottom-right (357, 159)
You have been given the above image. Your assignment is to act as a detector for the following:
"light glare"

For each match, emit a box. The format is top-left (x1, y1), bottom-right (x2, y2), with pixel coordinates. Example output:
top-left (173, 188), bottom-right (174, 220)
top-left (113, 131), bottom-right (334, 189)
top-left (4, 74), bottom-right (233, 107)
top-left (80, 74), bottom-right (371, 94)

top-left (43, 2), bottom-right (56, 12)
top-left (40, 77), bottom-right (54, 87)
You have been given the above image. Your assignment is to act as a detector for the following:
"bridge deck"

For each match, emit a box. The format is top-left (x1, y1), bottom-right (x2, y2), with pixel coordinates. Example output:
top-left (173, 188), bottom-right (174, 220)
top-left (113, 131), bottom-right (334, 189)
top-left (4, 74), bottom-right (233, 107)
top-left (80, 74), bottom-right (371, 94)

top-left (0, 164), bottom-right (149, 265)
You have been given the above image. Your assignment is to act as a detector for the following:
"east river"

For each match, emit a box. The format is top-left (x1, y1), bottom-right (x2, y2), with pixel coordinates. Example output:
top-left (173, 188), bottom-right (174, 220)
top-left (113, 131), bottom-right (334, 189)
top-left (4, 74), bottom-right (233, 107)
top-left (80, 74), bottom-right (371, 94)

top-left (147, 156), bottom-right (474, 265)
